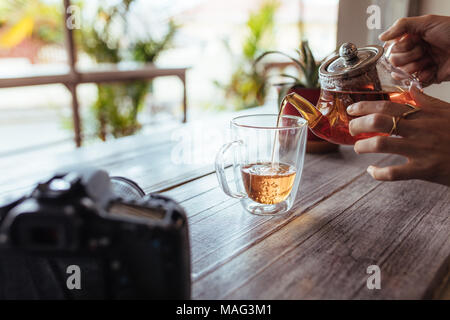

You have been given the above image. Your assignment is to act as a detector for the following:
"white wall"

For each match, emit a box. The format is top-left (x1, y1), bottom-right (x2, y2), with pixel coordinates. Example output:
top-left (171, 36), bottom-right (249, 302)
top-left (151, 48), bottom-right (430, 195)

top-left (419, 0), bottom-right (450, 101)
top-left (337, 0), bottom-right (371, 47)
top-left (419, 0), bottom-right (450, 16)
top-left (337, 0), bottom-right (410, 47)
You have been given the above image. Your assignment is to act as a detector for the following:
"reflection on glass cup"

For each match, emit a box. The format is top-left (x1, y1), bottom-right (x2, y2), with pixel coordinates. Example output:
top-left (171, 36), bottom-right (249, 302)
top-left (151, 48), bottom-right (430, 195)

top-left (215, 114), bottom-right (308, 216)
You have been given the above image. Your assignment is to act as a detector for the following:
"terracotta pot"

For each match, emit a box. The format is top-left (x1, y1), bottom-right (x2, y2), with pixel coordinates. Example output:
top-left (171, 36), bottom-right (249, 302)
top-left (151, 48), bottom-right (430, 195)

top-left (282, 86), bottom-right (339, 154)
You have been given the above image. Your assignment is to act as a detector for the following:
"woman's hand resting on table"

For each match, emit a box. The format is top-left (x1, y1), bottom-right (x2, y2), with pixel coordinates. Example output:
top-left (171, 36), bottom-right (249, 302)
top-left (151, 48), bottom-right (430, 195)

top-left (348, 85), bottom-right (450, 186)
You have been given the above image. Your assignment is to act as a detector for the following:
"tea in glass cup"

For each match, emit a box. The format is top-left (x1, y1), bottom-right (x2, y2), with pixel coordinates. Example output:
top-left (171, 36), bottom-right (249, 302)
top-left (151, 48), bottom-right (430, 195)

top-left (241, 162), bottom-right (296, 205)
top-left (215, 114), bottom-right (308, 216)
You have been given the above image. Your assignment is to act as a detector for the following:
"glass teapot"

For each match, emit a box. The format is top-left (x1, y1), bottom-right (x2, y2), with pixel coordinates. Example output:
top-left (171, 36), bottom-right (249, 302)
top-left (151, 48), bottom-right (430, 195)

top-left (282, 42), bottom-right (421, 145)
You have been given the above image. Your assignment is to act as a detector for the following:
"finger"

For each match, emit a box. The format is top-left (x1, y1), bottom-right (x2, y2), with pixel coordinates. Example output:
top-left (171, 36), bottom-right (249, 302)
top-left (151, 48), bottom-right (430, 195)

top-left (390, 34), bottom-right (421, 53)
top-left (349, 113), bottom-right (416, 137)
top-left (417, 67), bottom-right (437, 85)
top-left (347, 101), bottom-right (413, 117)
top-left (354, 136), bottom-right (416, 157)
top-left (391, 70), bottom-right (411, 82)
top-left (392, 68), bottom-right (436, 85)
top-left (379, 16), bottom-right (426, 41)
top-left (389, 46), bottom-right (424, 67)
top-left (436, 66), bottom-right (450, 84)
top-left (409, 84), bottom-right (449, 109)
top-left (398, 57), bottom-right (432, 74)
top-left (367, 164), bottom-right (415, 182)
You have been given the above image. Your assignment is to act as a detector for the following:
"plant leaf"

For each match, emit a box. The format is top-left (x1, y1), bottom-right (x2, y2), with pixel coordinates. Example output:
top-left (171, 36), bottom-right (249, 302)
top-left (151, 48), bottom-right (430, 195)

top-left (0, 15), bottom-right (33, 48)
top-left (278, 73), bottom-right (301, 81)
top-left (300, 40), bottom-right (308, 66)
top-left (254, 50), bottom-right (303, 68)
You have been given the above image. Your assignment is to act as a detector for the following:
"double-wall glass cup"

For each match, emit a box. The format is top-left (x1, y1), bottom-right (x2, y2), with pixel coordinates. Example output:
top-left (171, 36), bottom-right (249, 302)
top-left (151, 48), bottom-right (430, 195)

top-left (215, 114), bottom-right (308, 216)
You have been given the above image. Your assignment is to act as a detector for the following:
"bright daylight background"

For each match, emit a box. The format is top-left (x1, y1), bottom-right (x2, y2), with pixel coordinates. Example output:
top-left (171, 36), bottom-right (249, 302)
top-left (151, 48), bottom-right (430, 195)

top-left (0, 0), bottom-right (338, 155)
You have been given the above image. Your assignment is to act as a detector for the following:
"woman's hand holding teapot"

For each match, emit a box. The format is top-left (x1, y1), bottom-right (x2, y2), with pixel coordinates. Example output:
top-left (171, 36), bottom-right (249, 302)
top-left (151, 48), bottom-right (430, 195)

top-left (348, 85), bottom-right (450, 186)
top-left (347, 15), bottom-right (450, 187)
top-left (380, 15), bottom-right (450, 86)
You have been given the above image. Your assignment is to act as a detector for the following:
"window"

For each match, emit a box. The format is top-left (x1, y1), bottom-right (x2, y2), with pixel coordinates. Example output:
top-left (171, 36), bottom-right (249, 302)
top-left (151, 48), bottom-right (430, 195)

top-left (0, 0), bottom-right (339, 155)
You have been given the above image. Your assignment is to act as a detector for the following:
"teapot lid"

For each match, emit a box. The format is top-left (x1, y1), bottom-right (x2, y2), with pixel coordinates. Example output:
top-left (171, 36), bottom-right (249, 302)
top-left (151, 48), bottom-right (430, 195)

top-left (319, 43), bottom-right (384, 80)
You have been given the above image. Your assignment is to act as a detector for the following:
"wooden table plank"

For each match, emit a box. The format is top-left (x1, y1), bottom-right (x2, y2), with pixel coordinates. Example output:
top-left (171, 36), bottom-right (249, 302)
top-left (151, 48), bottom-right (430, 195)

top-left (363, 191), bottom-right (450, 299)
top-left (190, 156), bottom-right (395, 298)
top-left (192, 155), bottom-right (449, 299)
top-left (1, 106), bottom-right (449, 300)
top-left (0, 128), bottom-right (177, 197)
top-left (162, 147), bottom-right (390, 281)
top-left (0, 106), bottom-right (274, 201)
top-left (439, 281), bottom-right (450, 299)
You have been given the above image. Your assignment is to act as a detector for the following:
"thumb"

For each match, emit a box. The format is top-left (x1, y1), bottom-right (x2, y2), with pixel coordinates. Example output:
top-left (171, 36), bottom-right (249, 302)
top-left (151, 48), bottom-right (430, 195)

top-left (409, 84), bottom-right (448, 108)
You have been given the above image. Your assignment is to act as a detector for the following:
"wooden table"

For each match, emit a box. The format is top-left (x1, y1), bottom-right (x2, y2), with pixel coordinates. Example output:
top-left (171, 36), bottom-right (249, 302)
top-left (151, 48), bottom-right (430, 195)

top-left (0, 107), bottom-right (449, 299)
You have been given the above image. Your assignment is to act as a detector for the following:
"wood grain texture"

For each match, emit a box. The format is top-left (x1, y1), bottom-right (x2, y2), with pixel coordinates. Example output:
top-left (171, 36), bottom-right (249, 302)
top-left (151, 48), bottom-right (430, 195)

top-left (192, 156), bottom-right (449, 299)
top-left (0, 107), bottom-right (449, 300)
top-left (0, 106), bottom-right (274, 200)
top-left (438, 280), bottom-right (450, 300)
top-left (163, 147), bottom-right (390, 281)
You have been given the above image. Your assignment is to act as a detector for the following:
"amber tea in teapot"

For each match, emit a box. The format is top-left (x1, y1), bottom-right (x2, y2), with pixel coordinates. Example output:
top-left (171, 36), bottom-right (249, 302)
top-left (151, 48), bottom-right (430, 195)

top-left (281, 42), bottom-right (420, 145)
top-left (310, 88), bottom-right (416, 145)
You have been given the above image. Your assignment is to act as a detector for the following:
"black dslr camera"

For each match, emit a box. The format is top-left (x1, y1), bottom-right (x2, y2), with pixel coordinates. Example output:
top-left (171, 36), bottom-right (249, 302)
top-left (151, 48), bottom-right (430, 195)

top-left (0, 168), bottom-right (191, 299)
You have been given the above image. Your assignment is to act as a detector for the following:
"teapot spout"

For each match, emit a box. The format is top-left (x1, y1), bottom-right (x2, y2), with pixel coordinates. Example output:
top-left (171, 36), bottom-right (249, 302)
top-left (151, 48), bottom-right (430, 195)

top-left (282, 92), bottom-right (323, 128)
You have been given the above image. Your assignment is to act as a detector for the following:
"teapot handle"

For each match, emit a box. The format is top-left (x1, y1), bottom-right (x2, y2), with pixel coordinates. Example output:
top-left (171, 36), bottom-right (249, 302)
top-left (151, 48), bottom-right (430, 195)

top-left (382, 41), bottom-right (422, 90)
top-left (383, 41), bottom-right (395, 60)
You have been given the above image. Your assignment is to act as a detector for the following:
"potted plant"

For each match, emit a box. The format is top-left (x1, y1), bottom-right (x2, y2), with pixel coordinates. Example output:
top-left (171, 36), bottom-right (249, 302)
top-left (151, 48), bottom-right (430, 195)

top-left (255, 41), bottom-right (338, 153)
top-left (78, 0), bottom-right (177, 141)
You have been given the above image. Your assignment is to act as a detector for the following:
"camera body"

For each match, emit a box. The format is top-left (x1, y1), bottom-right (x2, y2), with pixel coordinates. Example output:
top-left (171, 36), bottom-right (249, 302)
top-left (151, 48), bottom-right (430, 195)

top-left (0, 168), bottom-right (191, 299)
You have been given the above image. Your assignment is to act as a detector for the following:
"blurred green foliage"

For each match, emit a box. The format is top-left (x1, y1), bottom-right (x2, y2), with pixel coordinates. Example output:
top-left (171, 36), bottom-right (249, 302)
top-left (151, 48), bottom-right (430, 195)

top-left (255, 40), bottom-right (321, 106)
top-left (132, 20), bottom-right (178, 63)
top-left (78, 0), bottom-right (178, 141)
top-left (0, 0), bottom-right (63, 47)
top-left (216, 0), bottom-right (279, 110)
top-left (255, 40), bottom-right (320, 89)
